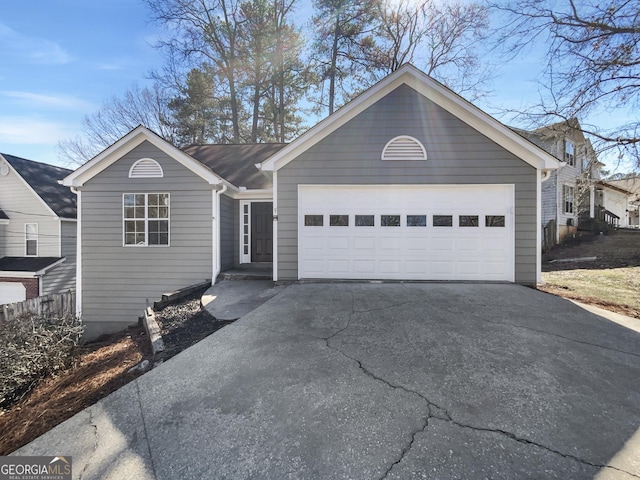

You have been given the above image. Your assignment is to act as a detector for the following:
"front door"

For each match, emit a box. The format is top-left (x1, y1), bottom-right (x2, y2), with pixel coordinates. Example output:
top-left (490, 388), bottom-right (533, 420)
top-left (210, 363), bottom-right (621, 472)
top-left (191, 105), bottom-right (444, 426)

top-left (251, 202), bottom-right (273, 262)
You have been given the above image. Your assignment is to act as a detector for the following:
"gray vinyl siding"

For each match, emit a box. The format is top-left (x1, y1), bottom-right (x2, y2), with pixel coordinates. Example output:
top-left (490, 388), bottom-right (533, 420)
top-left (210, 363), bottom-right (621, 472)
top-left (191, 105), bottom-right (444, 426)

top-left (42, 220), bottom-right (77, 295)
top-left (219, 194), bottom-right (235, 271)
top-left (277, 84), bottom-right (538, 285)
top-left (80, 141), bottom-right (213, 338)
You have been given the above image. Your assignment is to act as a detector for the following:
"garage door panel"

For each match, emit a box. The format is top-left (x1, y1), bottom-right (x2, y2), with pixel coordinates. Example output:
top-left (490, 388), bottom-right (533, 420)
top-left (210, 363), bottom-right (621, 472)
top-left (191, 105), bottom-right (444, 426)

top-left (354, 237), bottom-right (376, 250)
top-left (379, 260), bottom-right (402, 274)
top-left (328, 237), bottom-right (349, 250)
top-left (379, 237), bottom-right (401, 251)
top-left (431, 237), bottom-right (455, 251)
top-left (353, 260), bottom-right (376, 273)
top-left (298, 185), bottom-right (514, 281)
top-left (405, 237), bottom-right (428, 251)
top-left (406, 261), bottom-right (428, 274)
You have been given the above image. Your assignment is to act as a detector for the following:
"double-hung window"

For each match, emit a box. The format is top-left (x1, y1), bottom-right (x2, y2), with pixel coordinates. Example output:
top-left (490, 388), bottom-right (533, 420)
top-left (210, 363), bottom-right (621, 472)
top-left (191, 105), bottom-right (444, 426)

top-left (25, 223), bottom-right (38, 256)
top-left (564, 140), bottom-right (575, 166)
top-left (563, 185), bottom-right (575, 214)
top-left (123, 193), bottom-right (169, 246)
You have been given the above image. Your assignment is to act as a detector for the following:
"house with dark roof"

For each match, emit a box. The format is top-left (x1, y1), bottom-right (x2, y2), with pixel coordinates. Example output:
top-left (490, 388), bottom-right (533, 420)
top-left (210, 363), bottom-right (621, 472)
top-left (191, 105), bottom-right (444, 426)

top-left (0, 153), bottom-right (77, 304)
top-left (63, 65), bottom-right (560, 339)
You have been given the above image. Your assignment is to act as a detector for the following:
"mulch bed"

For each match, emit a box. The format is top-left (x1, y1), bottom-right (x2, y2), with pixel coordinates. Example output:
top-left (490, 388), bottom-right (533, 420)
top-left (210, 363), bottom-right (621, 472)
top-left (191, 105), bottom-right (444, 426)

top-left (0, 289), bottom-right (233, 455)
top-left (154, 288), bottom-right (234, 360)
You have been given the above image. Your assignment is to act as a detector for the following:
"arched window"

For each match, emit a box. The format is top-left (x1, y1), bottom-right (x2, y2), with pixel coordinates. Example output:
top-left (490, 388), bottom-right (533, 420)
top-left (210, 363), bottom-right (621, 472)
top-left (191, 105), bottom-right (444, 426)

top-left (129, 158), bottom-right (164, 178)
top-left (381, 136), bottom-right (427, 161)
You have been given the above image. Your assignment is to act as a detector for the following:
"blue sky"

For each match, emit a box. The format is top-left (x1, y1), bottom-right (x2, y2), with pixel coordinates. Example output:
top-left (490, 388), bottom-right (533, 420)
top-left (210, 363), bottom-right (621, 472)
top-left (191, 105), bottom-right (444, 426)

top-left (0, 0), bottom-right (162, 167)
top-left (0, 1), bottom-right (630, 171)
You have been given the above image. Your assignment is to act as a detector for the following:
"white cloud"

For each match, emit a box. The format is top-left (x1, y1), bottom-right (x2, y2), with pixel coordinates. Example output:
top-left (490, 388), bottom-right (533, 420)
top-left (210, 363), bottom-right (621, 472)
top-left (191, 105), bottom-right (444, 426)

top-left (96, 63), bottom-right (124, 71)
top-left (0, 21), bottom-right (73, 65)
top-left (0, 116), bottom-right (76, 145)
top-left (1, 91), bottom-right (94, 110)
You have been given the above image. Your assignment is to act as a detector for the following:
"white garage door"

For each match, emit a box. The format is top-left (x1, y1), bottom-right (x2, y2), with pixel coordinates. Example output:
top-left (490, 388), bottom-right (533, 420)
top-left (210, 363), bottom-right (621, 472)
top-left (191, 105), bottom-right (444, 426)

top-left (0, 282), bottom-right (26, 305)
top-left (298, 185), bottom-right (514, 281)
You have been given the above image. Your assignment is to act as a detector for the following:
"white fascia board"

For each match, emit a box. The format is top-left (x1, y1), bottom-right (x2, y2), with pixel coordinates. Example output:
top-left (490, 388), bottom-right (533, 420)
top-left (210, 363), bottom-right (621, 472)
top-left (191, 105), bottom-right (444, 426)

top-left (62, 125), bottom-right (226, 187)
top-left (259, 65), bottom-right (561, 173)
top-left (0, 219), bottom-right (9, 225)
top-left (229, 188), bottom-right (274, 200)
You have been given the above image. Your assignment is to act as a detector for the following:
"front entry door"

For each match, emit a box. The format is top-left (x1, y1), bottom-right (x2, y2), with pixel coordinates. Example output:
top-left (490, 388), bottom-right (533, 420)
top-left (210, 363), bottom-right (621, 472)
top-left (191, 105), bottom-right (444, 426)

top-left (251, 202), bottom-right (273, 262)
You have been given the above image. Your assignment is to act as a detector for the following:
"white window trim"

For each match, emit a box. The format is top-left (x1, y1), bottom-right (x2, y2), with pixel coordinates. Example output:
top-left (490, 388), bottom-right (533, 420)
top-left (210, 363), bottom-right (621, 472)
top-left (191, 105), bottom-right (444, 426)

top-left (564, 139), bottom-right (575, 166)
top-left (239, 200), bottom-right (252, 264)
top-left (563, 184), bottom-right (575, 215)
top-left (122, 193), bottom-right (171, 247)
top-left (25, 223), bottom-right (38, 256)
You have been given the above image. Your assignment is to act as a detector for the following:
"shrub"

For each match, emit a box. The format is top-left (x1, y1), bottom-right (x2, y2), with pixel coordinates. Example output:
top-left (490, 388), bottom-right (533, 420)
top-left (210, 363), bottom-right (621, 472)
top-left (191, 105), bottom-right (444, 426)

top-left (578, 218), bottom-right (615, 235)
top-left (0, 313), bottom-right (84, 410)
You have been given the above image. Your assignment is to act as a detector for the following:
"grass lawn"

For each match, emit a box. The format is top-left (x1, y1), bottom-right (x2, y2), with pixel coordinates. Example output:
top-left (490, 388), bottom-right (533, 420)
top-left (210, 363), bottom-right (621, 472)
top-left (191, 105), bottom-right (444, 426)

top-left (541, 266), bottom-right (640, 317)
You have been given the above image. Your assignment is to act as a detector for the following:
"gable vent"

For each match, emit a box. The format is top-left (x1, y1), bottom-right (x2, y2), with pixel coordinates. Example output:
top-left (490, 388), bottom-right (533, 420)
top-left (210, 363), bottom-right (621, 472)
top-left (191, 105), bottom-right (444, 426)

top-left (129, 158), bottom-right (164, 178)
top-left (381, 136), bottom-right (427, 161)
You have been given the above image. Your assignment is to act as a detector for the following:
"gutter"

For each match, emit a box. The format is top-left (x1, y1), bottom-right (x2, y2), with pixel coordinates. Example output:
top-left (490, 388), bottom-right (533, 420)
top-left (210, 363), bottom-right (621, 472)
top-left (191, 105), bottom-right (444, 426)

top-left (212, 184), bottom-right (228, 286)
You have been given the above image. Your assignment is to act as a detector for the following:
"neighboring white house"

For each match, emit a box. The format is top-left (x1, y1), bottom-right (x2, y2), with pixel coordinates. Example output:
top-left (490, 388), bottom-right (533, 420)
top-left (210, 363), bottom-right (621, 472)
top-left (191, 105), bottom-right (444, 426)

top-left (597, 177), bottom-right (640, 228)
top-left (62, 65), bottom-right (560, 339)
top-left (514, 119), bottom-right (607, 245)
top-left (0, 154), bottom-right (77, 304)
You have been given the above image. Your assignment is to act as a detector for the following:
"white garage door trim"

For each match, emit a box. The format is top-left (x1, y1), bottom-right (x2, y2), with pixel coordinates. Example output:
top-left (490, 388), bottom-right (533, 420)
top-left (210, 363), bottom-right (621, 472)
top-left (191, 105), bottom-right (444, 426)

top-left (298, 184), bottom-right (515, 282)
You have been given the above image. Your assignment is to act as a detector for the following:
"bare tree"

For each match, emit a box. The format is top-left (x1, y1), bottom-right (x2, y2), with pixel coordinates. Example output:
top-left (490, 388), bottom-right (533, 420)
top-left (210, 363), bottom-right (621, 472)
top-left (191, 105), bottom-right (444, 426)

top-left (493, 0), bottom-right (640, 168)
top-left (369, 0), bottom-right (490, 101)
top-left (57, 83), bottom-right (176, 166)
top-left (145, 0), bottom-right (246, 142)
top-left (311, 0), bottom-right (378, 115)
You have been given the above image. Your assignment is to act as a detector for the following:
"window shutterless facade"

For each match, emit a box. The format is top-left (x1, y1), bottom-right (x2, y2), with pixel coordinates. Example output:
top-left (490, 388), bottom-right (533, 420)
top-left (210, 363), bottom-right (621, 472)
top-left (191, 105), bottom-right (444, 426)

top-left (123, 193), bottom-right (170, 246)
top-left (25, 223), bottom-right (38, 256)
top-left (564, 140), bottom-right (575, 166)
top-left (563, 185), bottom-right (575, 214)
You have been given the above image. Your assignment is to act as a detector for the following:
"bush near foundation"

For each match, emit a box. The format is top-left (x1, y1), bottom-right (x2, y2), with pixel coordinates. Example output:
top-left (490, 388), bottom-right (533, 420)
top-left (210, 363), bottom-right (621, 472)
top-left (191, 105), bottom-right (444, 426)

top-left (0, 313), bottom-right (84, 410)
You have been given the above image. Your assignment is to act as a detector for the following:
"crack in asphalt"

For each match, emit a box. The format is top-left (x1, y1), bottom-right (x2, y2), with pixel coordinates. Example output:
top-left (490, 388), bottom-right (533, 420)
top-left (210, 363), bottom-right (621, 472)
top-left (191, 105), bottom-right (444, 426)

top-left (323, 292), bottom-right (640, 479)
top-left (135, 380), bottom-right (158, 480)
top-left (78, 409), bottom-right (99, 480)
top-left (240, 285), bottom-right (638, 478)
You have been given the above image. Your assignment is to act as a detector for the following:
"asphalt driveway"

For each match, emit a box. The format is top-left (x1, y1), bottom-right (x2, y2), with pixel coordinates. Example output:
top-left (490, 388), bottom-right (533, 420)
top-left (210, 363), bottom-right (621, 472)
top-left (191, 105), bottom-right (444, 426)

top-left (15, 283), bottom-right (640, 479)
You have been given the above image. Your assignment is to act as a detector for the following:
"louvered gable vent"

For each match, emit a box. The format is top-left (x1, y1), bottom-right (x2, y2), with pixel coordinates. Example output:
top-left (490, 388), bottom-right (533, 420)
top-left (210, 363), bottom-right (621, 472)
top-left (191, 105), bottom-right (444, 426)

top-left (381, 136), bottom-right (427, 161)
top-left (129, 158), bottom-right (164, 178)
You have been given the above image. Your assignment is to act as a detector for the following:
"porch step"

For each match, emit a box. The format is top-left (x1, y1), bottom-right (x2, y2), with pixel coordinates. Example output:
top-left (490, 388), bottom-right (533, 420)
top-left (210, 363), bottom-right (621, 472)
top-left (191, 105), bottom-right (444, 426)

top-left (218, 264), bottom-right (273, 280)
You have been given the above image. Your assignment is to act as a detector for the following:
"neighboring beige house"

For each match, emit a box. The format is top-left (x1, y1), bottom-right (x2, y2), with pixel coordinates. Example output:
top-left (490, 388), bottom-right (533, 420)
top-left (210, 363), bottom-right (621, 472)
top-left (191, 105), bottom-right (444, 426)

top-left (0, 154), bottom-right (77, 304)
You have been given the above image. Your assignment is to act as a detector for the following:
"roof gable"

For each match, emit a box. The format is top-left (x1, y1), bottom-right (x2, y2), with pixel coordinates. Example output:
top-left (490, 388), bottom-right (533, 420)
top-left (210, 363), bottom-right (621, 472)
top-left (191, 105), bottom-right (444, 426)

top-left (0, 153), bottom-right (76, 218)
top-left (259, 65), bottom-right (560, 172)
top-left (62, 125), bottom-right (226, 188)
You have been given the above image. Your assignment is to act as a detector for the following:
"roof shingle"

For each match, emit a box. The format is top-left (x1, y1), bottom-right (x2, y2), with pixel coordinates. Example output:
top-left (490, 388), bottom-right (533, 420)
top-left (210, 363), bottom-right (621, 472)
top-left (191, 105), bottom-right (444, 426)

top-left (182, 143), bottom-right (287, 189)
top-left (1, 153), bottom-right (76, 218)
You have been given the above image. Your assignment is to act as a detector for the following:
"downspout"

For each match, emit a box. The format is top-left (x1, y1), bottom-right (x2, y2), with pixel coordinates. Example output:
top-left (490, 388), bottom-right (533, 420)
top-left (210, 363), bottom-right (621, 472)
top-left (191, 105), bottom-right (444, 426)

top-left (71, 187), bottom-right (81, 318)
top-left (211, 184), bottom-right (228, 286)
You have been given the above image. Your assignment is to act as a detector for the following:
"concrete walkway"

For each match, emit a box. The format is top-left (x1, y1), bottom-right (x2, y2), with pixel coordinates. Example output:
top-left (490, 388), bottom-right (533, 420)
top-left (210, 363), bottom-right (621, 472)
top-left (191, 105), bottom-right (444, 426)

top-left (13, 283), bottom-right (640, 479)
top-left (201, 279), bottom-right (284, 321)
